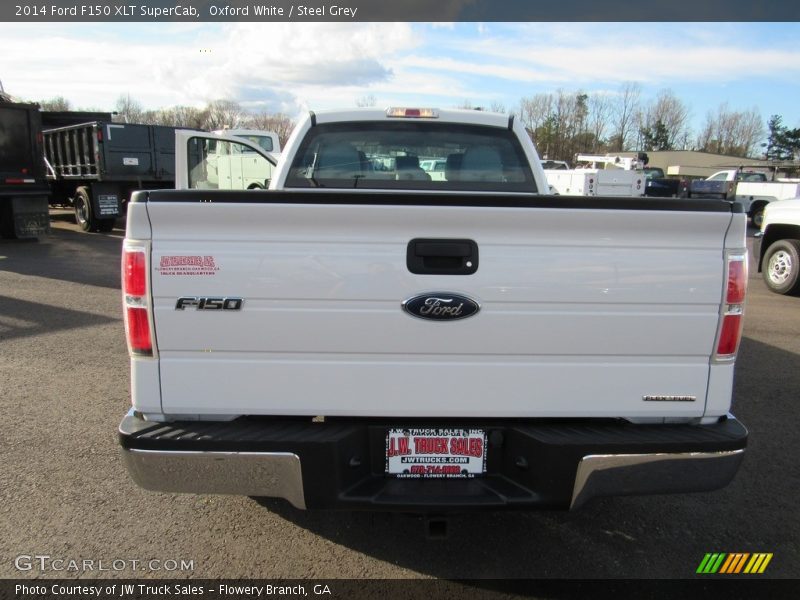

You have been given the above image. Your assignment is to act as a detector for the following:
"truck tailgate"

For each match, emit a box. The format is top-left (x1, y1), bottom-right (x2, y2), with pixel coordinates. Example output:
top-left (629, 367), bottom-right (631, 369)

top-left (144, 192), bottom-right (733, 419)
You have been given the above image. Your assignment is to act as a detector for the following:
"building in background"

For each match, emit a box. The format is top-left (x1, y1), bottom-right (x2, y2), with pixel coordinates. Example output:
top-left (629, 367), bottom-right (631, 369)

top-left (617, 151), bottom-right (779, 179)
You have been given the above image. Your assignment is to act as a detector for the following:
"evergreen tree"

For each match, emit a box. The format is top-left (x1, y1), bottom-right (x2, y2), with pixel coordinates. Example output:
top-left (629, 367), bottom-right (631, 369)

top-left (764, 115), bottom-right (800, 161)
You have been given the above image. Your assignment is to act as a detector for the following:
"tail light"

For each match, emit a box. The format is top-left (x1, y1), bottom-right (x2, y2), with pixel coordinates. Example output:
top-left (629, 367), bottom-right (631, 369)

top-left (122, 246), bottom-right (153, 356)
top-left (714, 254), bottom-right (747, 360)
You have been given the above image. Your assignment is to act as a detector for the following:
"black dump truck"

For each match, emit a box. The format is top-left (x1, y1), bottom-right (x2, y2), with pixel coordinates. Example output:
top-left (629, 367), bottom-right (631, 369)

top-left (44, 121), bottom-right (182, 231)
top-left (0, 100), bottom-right (50, 238)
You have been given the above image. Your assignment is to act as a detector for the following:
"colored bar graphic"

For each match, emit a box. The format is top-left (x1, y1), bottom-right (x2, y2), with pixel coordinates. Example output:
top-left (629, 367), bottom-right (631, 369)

top-left (719, 553), bottom-right (736, 573)
top-left (696, 553), bottom-right (714, 574)
top-left (710, 553), bottom-right (726, 573)
top-left (719, 553), bottom-right (749, 573)
top-left (744, 553), bottom-right (774, 574)
top-left (698, 552), bottom-right (772, 574)
top-left (733, 553), bottom-right (750, 573)
top-left (758, 554), bottom-right (773, 573)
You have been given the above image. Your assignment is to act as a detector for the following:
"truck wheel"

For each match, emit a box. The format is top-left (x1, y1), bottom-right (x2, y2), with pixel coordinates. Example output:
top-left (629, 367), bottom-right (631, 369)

top-left (762, 239), bottom-right (800, 295)
top-left (74, 187), bottom-right (95, 232)
top-left (751, 206), bottom-right (766, 229)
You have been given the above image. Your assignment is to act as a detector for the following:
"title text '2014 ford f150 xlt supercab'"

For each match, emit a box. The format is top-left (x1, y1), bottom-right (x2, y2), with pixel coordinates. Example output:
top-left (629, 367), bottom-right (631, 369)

top-left (119, 108), bottom-right (748, 512)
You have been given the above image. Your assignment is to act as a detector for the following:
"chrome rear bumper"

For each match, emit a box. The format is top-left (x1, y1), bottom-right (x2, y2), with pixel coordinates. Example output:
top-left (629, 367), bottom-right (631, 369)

top-left (122, 449), bottom-right (306, 509)
top-left (120, 411), bottom-right (747, 511)
top-left (570, 450), bottom-right (745, 509)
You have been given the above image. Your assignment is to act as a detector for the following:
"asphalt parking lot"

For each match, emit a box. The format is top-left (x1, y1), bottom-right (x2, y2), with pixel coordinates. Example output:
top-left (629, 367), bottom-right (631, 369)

top-left (0, 211), bottom-right (798, 580)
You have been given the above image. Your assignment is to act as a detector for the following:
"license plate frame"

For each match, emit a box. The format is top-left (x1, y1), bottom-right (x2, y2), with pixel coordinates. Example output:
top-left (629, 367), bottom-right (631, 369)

top-left (385, 428), bottom-right (487, 479)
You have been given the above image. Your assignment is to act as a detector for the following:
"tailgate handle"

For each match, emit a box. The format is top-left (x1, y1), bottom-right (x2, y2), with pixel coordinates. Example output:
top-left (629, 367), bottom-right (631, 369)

top-left (407, 238), bottom-right (478, 275)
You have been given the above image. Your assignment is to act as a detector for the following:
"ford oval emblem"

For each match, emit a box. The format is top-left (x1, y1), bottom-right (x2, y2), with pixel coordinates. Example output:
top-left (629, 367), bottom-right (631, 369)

top-left (402, 292), bottom-right (480, 321)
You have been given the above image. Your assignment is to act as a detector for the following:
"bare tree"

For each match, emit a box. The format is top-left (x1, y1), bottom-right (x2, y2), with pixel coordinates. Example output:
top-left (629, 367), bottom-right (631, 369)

top-left (611, 82), bottom-right (641, 151)
top-left (202, 99), bottom-right (244, 130)
top-left (114, 93), bottom-right (143, 123)
top-left (587, 93), bottom-right (612, 152)
top-left (490, 101), bottom-right (507, 114)
top-left (518, 93), bottom-right (553, 139)
top-left (696, 103), bottom-right (764, 157)
top-left (245, 112), bottom-right (296, 147)
top-left (165, 105), bottom-right (207, 129)
top-left (355, 94), bottom-right (377, 108)
top-left (734, 108), bottom-right (764, 158)
top-left (37, 96), bottom-right (72, 111)
top-left (518, 91), bottom-right (595, 160)
top-left (639, 89), bottom-right (691, 150)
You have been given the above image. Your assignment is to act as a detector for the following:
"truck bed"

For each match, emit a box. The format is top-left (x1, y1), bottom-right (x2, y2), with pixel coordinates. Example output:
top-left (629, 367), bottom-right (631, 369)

top-left (44, 121), bottom-right (180, 182)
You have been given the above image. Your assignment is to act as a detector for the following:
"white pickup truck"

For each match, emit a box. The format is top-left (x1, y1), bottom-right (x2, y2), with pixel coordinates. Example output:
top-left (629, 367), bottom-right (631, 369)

top-left (690, 169), bottom-right (800, 228)
top-left (754, 197), bottom-right (800, 295)
top-left (119, 108), bottom-right (748, 513)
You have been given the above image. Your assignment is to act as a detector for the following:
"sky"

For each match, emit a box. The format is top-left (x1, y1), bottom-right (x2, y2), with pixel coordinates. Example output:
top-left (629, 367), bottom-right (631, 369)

top-left (2, 21), bottom-right (799, 142)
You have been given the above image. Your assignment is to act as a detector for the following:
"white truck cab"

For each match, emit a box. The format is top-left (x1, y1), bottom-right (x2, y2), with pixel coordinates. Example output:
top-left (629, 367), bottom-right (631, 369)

top-left (213, 128), bottom-right (281, 159)
top-left (175, 130), bottom-right (278, 191)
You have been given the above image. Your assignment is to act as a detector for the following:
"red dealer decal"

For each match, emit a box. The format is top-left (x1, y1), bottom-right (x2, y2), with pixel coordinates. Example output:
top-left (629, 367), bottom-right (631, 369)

top-left (157, 255), bottom-right (219, 276)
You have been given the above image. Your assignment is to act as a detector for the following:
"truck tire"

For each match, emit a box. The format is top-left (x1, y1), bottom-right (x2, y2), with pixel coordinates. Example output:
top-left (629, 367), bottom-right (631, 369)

top-left (762, 239), bottom-right (800, 295)
top-left (74, 187), bottom-right (95, 232)
top-left (750, 204), bottom-right (767, 229)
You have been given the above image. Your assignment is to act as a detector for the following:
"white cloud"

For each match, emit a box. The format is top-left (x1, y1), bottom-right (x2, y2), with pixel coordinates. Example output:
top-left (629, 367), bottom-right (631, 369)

top-left (450, 27), bottom-right (800, 84)
top-left (152, 22), bottom-right (419, 111)
top-left (1, 21), bottom-right (799, 125)
top-left (0, 22), bottom-right (420, 114)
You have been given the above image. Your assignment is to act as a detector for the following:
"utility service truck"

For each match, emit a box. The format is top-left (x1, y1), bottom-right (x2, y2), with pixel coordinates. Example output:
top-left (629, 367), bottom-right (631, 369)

top-left (119, 108), bottom-right (748, 521)
top-left (187, 129), bottom-right (280, 191)
top-left (544, 154), bottom-right (645, 197)
top-left (689, 169), bottom-right (800, 228)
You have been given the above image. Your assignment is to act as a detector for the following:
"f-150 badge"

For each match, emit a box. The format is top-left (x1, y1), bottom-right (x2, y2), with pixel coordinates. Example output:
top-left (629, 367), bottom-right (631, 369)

top-left (175, 297), bottom-right (243, 310)
top-left (402, 293), bottom-right (480, 321)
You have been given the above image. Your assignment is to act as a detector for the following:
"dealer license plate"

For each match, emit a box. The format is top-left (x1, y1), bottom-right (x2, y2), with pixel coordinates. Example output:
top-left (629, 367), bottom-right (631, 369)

top-left (385, 428), bottom-right (487, 478)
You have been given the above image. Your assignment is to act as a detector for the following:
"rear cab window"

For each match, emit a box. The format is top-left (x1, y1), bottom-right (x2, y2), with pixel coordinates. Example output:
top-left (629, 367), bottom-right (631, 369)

top-left (284, 122), bottom-right (538, 193)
